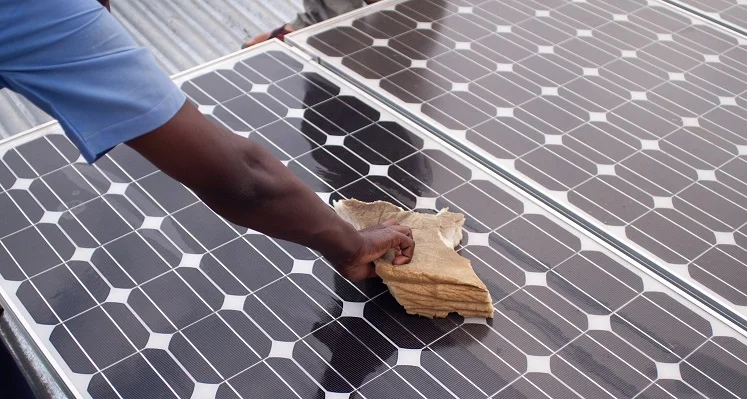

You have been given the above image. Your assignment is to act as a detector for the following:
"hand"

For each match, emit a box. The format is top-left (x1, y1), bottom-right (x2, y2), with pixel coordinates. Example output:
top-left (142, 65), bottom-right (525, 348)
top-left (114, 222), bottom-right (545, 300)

top-left (337, 219), bottom-right (415, 281)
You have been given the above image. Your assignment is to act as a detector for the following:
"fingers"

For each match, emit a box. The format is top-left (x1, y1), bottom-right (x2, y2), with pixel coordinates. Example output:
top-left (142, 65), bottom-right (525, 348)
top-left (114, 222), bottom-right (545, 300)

top-left (383, 223), bottom-right (414, 265)
top-left (382, 218), bottom-right (398, 227)
top-left (391, 231), bottom-right (415, 265)
top-left (355, 221), bottom-right (414, 267)
top-left (392, 256), bottom-right (409, 265)
top-left (389, 224), bottom-right (413, 239)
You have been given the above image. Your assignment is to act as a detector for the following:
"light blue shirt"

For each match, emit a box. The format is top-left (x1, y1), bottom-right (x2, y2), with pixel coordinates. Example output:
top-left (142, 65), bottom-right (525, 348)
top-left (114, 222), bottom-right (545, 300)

top-left (0, 0), bottom-right (186, 163)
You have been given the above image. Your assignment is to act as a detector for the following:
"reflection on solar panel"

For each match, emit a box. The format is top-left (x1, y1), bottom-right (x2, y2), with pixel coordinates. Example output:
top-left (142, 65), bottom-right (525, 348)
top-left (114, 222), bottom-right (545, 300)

top-left (1, 41), bottom-right (744, 398)
top-left (665, 0), bottom-right (747, 34)
top-left (288, 0), bottom-right (747, 322)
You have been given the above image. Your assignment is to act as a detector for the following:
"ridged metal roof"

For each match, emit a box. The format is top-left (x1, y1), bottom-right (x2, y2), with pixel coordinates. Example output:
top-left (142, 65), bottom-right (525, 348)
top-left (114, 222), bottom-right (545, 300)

top-left (0, 0), bottom-right (302, 139)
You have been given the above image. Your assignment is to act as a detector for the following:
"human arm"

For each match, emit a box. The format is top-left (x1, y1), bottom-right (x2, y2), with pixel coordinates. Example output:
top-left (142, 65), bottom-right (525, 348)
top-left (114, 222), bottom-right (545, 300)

top-left (126, 101), bottom-right (414, 281)
top-left (97, 0), bottom-right (110, 11)
top-left (0, 0), bottom-right (410, 280)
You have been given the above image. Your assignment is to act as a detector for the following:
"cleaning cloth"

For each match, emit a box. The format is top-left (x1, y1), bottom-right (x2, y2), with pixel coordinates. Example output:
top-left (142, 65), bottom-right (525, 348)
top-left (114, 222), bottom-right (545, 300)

top-left (334, 199), bottom-right (494, 319)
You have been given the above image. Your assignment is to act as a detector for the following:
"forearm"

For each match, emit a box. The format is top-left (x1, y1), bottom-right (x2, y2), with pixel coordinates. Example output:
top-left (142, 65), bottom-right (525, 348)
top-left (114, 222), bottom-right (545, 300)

top-left (127, 102), bottom-right (363, 265)
top-left (199, 135), bottom-right (363, 265)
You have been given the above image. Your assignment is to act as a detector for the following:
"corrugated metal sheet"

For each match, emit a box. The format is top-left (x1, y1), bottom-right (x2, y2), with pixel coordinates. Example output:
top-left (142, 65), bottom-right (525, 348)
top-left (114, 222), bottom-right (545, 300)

top-left (0, 0), bottom-right (302, 139)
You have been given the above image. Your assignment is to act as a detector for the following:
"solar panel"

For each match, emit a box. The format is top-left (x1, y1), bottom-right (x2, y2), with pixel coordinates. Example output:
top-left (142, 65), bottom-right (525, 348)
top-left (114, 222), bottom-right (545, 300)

top-left (1, 40), bottom-right (746, 398)
top-left (287, 0), bottom-right (747, 323)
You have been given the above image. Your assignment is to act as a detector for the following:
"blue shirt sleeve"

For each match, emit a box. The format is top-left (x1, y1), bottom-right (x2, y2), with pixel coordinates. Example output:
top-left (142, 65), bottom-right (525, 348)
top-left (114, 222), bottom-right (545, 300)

top-left (0, 0), bottom-right (186, 163)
